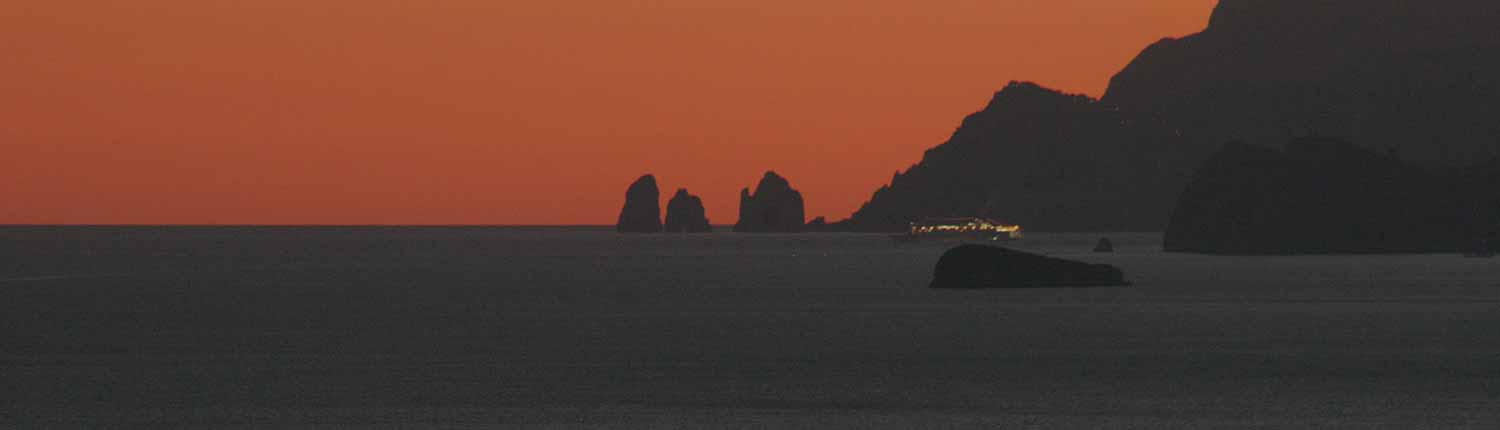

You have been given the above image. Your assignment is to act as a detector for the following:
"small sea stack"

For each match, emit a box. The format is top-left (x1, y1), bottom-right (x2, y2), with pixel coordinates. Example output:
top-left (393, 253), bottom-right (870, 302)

top-left (663, 189), bottom-right (712, 233)
top-left (1094, 238), bottom-right (1115, 253)
top-left (616, 174), bottom-right (662, 233)
top-left (804, 217), bottom-right (828, 232)
top-left (931, 245), bottom-right (1129, 289)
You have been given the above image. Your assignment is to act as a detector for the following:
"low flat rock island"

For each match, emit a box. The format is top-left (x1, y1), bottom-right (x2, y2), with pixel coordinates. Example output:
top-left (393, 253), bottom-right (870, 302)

top-left (931, 245), bottom-right (1129, 289)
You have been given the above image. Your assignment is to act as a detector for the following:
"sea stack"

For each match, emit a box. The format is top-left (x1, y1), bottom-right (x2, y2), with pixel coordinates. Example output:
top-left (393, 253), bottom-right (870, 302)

top-left (805, 216), bottom-right (829, 232)
top-left (663, 189), bottom-right (712, 233)
top-left (931, 245), bottom-right (1129, 289)
top-left (734, 171), bottom-right (806, 233)
top-left (616, 174), bottom-right (662, 233)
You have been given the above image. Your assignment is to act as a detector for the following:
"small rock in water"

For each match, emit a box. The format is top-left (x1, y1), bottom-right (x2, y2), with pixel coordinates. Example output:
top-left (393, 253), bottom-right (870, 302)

top-left (1094, 237), bottom-right (1115, 253)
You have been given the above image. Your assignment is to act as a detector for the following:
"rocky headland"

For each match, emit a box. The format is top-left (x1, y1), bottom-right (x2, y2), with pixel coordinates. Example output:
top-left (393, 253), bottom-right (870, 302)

top-left (1164, 138), bottom-right (1500, 254)
top-left (842, 0), bottom-right (1500, 232)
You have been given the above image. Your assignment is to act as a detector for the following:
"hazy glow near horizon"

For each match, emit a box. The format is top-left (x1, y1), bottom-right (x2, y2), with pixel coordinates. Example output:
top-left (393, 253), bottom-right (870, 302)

top-left (1, 1), bottom-right (1213, 225)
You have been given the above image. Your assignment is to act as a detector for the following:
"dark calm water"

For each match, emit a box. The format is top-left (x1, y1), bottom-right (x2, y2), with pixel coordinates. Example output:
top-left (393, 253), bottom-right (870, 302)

top-left (2, 226), bottom-right (1498, 428)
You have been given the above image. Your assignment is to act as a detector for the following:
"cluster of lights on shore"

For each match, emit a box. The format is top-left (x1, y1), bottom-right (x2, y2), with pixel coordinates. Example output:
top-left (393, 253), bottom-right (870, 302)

top-left (909, 218), bottom-right (1023, 235)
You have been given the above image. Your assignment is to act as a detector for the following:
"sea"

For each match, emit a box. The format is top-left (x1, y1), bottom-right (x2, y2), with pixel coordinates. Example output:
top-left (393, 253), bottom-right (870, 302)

top-left (2, 226), bottom-right (1497, 429)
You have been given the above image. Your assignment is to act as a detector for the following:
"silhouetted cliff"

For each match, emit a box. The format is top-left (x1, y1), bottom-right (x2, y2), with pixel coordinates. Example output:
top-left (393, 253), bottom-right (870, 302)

top-left (844, 0), bottom-right (1500, 232)
top-left (663, 189), bottom-right (712, 233)
top-left (734, 171), bottom-right (806, 233)
top-left (1104, 0), bottom-right (1500, 165)
top-left (1165, 138), bottom-right (1499, 254)
top-left (845, 82), bottom-right (1200, 232)
top-left (616, 175), bottom-right (662, 233)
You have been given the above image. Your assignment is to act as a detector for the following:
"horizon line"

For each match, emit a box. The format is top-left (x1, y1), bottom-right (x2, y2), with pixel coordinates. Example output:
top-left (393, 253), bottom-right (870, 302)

top-left (0, 224), bottom-right (738, 228)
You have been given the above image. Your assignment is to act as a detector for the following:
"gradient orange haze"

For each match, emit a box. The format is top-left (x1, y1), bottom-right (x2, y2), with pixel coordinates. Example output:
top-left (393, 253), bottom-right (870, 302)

top-left (1, 1), bottom-right (1213, 225)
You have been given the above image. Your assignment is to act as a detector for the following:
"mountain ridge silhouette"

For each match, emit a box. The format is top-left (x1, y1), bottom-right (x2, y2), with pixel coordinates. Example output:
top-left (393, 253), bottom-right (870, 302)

top-left (842, 0), bottom-right (1500, 232)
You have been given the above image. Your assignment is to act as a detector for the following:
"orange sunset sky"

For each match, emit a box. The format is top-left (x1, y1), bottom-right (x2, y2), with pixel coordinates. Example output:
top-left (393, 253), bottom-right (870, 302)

top-left (1, 1), bottom-right (1214, 225)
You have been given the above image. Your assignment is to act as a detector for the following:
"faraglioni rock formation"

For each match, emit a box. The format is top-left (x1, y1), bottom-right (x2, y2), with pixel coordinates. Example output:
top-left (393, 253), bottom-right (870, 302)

top-left (734, 171), bottom-right (806, 233)
top-left (842, 0), bottom-right (1500, 232)
top-left (616, 174), bottom-right (662, 233)
top-left (931, 245), bottom-right (1129, 289)
top-left (663, 189), bottom-right (712, 233)
top-left (1164, 138), bottom-right (1500, 254)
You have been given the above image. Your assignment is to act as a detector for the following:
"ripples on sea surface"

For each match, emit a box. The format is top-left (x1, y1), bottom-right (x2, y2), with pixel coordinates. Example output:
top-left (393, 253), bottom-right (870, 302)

top-left (2, 227), bottom-right (1498, 428)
